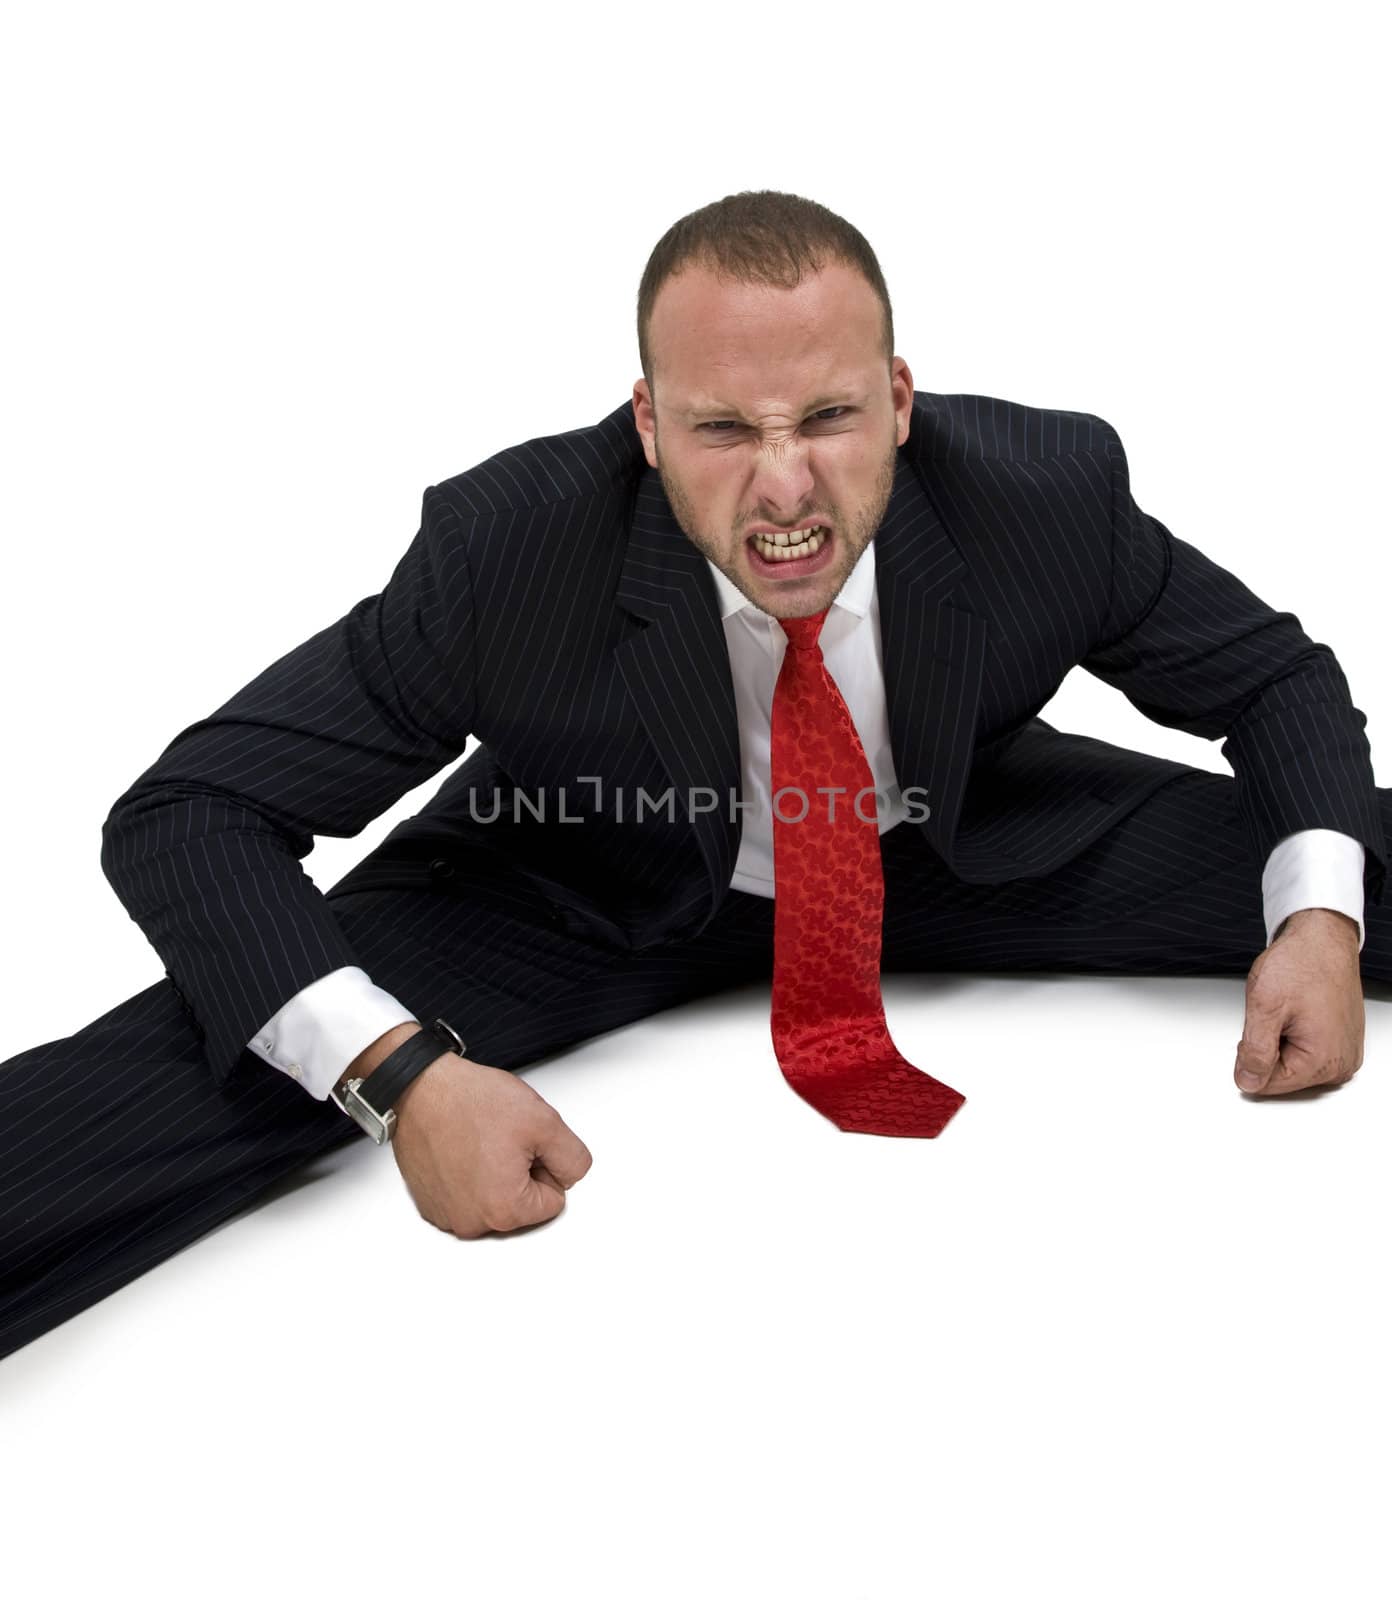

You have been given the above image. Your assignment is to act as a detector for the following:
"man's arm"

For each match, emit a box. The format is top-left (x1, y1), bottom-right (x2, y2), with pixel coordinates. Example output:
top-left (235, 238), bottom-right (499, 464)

top-left (101, 485), bottom-right (477, 1088)
top-left (1080, 420), bottom-right (1387, 911)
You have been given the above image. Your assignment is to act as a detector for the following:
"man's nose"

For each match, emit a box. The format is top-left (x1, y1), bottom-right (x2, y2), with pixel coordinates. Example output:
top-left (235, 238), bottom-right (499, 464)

top-left (748, 442), bottom-right (816, 520)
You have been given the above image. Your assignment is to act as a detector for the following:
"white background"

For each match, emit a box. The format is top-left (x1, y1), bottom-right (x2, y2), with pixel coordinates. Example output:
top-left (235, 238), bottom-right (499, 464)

top-left (2, 2), bottom-right (1389, 1595)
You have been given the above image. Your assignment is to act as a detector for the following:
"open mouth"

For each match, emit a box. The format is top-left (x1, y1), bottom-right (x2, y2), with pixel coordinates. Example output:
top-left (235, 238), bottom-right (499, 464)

top-left (746, 523), bottom-right (835, 577)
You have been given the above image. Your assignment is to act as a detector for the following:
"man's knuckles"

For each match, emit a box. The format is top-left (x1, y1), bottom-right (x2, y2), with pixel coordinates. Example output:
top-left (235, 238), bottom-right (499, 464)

top-left (1253, 1050), bottom-right (1356, 1093)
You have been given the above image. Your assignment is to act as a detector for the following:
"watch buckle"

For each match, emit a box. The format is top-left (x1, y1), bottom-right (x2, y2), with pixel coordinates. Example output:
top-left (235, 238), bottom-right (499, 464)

top-left (432, 1016), bottom-right (467, 1056)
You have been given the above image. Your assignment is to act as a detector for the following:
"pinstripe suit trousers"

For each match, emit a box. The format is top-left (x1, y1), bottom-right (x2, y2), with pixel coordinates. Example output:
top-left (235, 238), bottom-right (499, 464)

top-left (4, 766), bottom-right (1390, 1362)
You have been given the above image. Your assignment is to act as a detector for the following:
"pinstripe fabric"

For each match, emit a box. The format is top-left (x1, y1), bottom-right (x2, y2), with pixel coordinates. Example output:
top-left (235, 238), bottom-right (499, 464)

top-left (5, 775), bottom-right (1392, 1359)
top-left (4, 385), bottom-right (1391, 1358)
top-left (0, 868), bottom-right (781, 1359)
top-left (96, 391), bottom-right (1388, 1094)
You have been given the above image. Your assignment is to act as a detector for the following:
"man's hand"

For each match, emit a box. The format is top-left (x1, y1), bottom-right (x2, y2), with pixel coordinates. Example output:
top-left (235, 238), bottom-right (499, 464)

top-left (1234, 908), bottom-right (1365, 1095)
top-left (390, 1049), bottom-right (594, 1237)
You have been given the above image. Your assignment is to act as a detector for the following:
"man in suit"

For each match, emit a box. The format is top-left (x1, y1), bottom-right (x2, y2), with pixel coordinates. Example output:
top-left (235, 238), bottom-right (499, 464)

top-left (2, 189), bottom-right (1386, 1359)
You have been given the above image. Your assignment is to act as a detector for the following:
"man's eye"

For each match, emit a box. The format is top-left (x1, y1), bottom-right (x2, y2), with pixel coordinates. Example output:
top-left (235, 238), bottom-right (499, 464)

top-left (700, 407), bottom-right (849, 433)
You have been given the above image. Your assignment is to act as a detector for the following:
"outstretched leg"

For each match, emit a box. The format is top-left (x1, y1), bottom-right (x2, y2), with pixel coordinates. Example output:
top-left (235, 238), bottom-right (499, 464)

top-left (881, 770), bottom-right (1392, 984)
top-left (0, 861), bottom-right (774, 1362)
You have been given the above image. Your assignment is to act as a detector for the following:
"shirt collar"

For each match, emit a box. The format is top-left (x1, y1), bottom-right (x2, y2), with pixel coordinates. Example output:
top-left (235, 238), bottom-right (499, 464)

top-left (703, 535), bottom-right (877, 621)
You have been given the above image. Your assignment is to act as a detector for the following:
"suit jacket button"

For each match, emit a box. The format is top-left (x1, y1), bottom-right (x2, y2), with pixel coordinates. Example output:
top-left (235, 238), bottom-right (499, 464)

top-left (429, 857), bottom-right (455, 881)
top-left (545, 904), bottom-right (565, 928)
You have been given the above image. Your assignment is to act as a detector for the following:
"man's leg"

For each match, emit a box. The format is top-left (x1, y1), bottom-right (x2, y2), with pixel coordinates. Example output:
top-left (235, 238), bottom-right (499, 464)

top-left (0, 861), bottom-right (774, 1362)
top-left (881, 769), bottom-right (1392, 984)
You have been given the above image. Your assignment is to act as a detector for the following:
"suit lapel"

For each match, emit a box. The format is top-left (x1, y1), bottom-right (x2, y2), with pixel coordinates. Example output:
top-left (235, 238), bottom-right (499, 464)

top-left (615, 468), bottom-right (743, 914)
top-left (874, 449), bottom-right (989, 869)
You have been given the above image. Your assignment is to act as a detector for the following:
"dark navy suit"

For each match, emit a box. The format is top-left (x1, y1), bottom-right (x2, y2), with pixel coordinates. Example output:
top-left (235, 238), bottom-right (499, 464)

top-left (3, 391), bottom-right (1387, 1358)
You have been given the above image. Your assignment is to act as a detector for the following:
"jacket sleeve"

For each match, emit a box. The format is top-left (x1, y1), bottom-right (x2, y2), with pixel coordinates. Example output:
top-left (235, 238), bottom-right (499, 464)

top-left (1080, 419), bottom-right (1386, 911)
top-left (100, 485), bottom-right (476, 1088)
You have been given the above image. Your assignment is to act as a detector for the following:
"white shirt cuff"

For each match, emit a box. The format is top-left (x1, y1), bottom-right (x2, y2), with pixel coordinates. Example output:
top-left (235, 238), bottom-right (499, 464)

top-left (246, 966), bottom-right (419, 1100)
top-left (1261, 829), bottom-right (1366, 952)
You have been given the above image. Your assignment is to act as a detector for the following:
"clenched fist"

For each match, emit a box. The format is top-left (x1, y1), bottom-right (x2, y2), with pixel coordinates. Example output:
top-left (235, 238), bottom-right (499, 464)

top-left (389, 1050), bottom-right (594, 1237)
top-left (1235, 907), bottom-right (1365, 1095)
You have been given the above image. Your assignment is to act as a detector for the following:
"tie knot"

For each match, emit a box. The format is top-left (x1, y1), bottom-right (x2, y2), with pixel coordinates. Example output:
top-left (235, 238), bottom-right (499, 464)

top-left (777, 608), bottom-right (830, 653)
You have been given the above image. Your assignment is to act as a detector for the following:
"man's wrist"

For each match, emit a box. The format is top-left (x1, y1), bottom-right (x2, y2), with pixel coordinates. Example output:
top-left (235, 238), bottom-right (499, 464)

top-left (335, 1020), bottom-right (422, 1093)
top-left (1276, 907), bottom-right (1360, 944)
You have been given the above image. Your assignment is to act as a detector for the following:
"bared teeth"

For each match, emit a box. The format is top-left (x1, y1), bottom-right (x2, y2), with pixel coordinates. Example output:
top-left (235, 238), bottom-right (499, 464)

top-left (751, 525), bottom-right (828, 562)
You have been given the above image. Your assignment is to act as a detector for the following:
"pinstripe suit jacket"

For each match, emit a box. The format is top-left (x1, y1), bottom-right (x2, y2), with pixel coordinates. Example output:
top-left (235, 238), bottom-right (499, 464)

top-left (100, 392), bottom-right (1389, 1088)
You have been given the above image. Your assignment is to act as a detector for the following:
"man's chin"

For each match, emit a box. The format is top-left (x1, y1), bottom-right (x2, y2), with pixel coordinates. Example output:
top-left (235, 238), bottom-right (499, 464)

top-left (746, 565), bottom-right (854, 619)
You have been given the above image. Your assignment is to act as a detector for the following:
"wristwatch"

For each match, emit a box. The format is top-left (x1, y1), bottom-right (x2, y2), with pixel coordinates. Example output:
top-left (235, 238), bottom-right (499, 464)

top-left (329, 1016), bottom-right (468, 1144)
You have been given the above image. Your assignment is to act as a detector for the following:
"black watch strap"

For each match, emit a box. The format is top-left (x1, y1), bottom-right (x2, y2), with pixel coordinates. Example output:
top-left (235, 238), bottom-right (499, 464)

top-left (358, 1017), bottom-right (466, 1113)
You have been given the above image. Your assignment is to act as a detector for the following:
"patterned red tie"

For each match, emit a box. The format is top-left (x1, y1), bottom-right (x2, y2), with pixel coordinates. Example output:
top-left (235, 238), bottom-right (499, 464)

top-left (768, 607), bottom-right (966, 1136)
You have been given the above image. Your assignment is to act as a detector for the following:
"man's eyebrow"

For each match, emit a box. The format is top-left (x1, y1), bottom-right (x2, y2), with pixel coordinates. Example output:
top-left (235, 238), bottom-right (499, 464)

top-left (684, 393), bottom-right (862, 422)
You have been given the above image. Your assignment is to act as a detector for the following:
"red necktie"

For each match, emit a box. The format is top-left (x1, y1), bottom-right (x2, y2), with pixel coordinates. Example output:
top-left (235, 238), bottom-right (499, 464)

top-left (768, 607), bottom-right (966, 1137)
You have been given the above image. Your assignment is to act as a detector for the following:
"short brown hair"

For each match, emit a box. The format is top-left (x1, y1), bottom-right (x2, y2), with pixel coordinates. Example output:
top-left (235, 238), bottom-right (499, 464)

top-left (636, 189), bottom-right (895, 397)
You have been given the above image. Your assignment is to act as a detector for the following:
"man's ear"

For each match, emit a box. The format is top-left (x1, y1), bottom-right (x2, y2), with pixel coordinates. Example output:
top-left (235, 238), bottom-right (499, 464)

top-left (631, 379), bottom-right (659, 468)
top-left (891, 357), bottom-right (914, 447)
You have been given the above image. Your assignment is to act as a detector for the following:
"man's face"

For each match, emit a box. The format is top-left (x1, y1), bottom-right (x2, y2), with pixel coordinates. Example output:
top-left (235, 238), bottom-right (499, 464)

top-left (632, 259), bottom-right (913, 620)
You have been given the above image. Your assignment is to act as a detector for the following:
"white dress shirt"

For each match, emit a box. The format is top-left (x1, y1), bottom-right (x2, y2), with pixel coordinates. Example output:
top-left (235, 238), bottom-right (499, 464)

top-left (250, 537), bottom-right (1366, 1099)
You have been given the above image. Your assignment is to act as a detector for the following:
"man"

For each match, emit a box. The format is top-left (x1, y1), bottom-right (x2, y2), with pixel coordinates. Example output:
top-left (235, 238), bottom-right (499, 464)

top-left (2, 189), bottom-right (1386, 1360)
